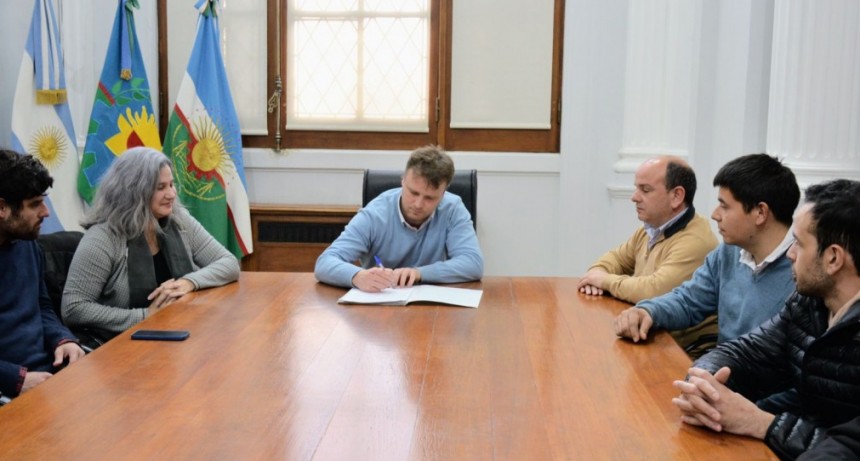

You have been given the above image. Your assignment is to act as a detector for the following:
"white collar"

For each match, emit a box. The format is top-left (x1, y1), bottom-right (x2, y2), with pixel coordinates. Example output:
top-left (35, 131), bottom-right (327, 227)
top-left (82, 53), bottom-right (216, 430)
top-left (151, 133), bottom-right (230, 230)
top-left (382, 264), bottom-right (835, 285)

top-left (739, 230), bottom-right (795, 273)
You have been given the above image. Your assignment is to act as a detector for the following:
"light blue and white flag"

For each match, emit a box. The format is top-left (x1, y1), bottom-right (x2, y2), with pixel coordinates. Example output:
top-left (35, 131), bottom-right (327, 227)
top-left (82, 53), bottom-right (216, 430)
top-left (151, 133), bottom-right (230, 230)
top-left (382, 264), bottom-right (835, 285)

top-left (163, 0), bottom-right (252, 258)
top-left (12, 0), bottom-right (83, 233)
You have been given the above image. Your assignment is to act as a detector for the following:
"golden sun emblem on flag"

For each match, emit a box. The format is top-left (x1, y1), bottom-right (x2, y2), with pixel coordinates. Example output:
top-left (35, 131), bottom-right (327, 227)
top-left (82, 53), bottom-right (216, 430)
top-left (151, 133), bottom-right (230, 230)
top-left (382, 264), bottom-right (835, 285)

top-left (187, 117), bottom-right (235, 182)
top-left (28, 125), bottom-right (69, 170)
top-left (105, 106), bottom-right (162, 156)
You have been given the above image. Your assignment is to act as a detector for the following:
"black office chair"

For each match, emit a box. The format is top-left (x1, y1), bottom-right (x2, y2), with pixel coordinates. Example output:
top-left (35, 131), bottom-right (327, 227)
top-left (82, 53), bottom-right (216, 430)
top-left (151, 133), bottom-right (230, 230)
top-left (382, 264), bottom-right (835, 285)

top-left (37, 230), bottom-right (99, 351)
top-left (37, 230), bottom-right (84, 321)
top-left (362, 169), bottom-right (477, 229)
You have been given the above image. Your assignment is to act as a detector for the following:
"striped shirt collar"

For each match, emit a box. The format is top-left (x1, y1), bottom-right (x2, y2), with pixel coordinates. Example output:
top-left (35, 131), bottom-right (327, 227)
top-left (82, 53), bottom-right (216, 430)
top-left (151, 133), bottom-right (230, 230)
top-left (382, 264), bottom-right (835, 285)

top-left (644, 207), bottom-right (688, 249)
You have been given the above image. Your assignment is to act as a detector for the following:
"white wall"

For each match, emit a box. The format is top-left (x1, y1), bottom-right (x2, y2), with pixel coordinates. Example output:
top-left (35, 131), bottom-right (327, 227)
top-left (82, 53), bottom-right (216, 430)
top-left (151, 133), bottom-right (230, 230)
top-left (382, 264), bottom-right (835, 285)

top-left (241, 149), bottom-right (561, 276)
top-left (2, 0), bottom-right (858, 277)
top-left (0, 2), bottom-right (28, 146)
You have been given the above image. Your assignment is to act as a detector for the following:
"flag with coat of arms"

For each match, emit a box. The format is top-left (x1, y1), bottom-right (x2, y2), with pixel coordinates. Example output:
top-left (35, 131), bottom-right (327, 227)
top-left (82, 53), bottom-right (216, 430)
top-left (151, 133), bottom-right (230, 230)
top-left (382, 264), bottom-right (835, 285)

top-left (11, 0), bottom-right (83, 232)
top-left (78, 0), bottom-right (161, 204)
top-left (162, 0), bottom-right (253, 258)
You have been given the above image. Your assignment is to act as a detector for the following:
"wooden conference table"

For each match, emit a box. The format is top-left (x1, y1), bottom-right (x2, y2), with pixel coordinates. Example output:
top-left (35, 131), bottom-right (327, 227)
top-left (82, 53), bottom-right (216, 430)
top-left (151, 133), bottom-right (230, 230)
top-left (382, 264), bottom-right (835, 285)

top-left (0, 273), bottom-right (776, 460)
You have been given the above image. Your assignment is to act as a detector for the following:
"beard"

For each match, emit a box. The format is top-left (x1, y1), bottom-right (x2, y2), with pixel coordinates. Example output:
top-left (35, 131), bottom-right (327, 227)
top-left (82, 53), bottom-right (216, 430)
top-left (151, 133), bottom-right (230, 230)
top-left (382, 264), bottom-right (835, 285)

top-left (794, 262), bottom-right (834, 298)
top-left (0, 214), bottom-right (42, 241)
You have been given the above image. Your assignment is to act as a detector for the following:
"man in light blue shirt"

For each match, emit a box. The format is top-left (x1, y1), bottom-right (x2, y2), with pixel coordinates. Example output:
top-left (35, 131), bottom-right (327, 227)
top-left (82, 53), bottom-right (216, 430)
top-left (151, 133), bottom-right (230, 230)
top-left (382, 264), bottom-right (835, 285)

top-left (315, 146), bottom-right (483, 292)
top-left (614, 154), bottom-right (800, 355)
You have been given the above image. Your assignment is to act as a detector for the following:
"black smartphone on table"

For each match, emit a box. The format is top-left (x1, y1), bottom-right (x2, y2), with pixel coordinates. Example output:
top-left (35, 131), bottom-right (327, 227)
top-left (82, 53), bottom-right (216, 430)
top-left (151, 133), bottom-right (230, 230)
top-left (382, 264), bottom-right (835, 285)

top-left (131, 330), bottom-right (190, 341)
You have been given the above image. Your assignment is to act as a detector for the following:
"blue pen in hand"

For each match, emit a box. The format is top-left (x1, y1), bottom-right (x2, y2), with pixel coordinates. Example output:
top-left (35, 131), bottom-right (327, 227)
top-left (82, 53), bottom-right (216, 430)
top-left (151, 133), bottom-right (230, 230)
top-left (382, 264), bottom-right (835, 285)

top-left (374, 255), bottom-right (392, 288)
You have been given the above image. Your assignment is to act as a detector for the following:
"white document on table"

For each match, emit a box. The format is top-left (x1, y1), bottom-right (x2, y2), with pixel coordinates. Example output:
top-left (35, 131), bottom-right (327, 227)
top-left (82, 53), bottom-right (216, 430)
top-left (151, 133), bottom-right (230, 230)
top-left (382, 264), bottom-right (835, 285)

top-left (337, 285), bottom-right (482, 308)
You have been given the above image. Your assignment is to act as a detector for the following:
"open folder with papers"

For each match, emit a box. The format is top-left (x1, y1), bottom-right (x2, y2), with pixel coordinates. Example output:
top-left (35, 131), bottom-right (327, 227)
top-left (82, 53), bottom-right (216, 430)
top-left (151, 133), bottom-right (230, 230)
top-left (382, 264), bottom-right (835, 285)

top-left (337, 285), bottom-right (483, 308)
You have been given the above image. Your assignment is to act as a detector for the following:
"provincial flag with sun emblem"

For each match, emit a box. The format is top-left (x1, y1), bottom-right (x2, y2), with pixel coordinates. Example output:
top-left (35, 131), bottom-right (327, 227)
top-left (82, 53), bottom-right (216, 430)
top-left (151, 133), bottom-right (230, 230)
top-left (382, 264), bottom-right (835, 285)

top-left (11, 0), bottom-right (83, 233)
top-left (78, 0), bottom-right (161, 204)
top-left (162, 0), bottom-right (252, 258)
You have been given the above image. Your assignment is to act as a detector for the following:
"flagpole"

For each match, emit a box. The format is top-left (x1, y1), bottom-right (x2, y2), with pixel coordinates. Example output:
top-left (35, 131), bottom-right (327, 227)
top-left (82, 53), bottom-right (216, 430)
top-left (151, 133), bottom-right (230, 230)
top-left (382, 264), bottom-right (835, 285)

top-left (266, 0), bottom-right (282, 153)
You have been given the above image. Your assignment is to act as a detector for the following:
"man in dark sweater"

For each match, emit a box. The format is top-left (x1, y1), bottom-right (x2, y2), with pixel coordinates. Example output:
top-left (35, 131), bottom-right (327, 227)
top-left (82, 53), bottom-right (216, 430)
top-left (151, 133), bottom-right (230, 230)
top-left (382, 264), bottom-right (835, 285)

top-left (0, 149), bottom-right (84, 400)
top-left (672, 179), bottom-right (860, 460)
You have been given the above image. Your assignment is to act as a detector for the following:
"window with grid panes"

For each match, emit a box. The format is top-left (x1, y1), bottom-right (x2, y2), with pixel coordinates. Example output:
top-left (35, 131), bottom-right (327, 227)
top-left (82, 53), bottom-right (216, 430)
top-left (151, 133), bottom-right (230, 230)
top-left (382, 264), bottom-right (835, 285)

top-left (159, 0), bottom-right (564, 152)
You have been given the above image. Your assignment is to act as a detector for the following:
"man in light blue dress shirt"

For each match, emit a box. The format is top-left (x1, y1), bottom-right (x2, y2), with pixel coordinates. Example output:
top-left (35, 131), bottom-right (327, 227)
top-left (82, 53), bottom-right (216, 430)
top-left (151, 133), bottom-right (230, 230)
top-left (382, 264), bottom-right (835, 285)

top-left (315, 146), bottom-right (483, 292)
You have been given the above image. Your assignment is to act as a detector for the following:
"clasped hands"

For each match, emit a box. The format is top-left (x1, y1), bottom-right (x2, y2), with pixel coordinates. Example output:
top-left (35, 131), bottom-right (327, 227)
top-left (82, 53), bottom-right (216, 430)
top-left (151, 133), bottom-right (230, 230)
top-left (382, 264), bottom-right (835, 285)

top-left (352, 267), bottom-right (421, 293)
top-left (672, 366), bottom-right (774, 440)
top-left (147, 278), bottom-right (195, 314)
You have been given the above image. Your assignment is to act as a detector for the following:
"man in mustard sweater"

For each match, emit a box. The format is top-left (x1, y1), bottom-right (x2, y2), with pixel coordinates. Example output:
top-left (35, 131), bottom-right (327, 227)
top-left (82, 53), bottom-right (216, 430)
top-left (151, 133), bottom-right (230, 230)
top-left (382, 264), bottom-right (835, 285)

top-left (578, 156), bottom-right (718, 351)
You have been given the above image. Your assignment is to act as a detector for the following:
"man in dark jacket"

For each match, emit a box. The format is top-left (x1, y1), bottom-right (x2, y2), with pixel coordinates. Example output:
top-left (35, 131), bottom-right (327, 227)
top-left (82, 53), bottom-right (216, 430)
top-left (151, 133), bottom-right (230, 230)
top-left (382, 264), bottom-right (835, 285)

top-left (671, 179), bottom-right (860, 461)
top-left (797, 416), bottom-right (860, 460)
top-left (0, 150), bottom-right (84, 400)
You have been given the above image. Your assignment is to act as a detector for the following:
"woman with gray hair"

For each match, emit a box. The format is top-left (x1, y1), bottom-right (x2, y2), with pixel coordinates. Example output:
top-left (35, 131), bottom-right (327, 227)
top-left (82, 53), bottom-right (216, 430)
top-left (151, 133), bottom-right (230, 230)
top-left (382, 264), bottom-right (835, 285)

top-left (62, 147), bottom-right (239, 348)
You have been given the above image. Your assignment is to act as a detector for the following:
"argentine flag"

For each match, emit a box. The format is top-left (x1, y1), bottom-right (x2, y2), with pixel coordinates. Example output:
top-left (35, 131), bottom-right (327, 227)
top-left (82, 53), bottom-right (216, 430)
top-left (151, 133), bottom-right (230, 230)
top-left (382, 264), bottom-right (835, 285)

top-left (163, 0), bottom-right (252, 258)
top-left (11, 0), bottom-right (83, 233)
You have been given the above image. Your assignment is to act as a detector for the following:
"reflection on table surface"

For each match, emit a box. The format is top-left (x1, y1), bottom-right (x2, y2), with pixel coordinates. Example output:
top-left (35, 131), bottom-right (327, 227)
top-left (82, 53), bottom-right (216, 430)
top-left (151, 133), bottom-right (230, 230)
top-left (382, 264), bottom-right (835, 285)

top-left (0, 272), bottom-right (777, 460)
